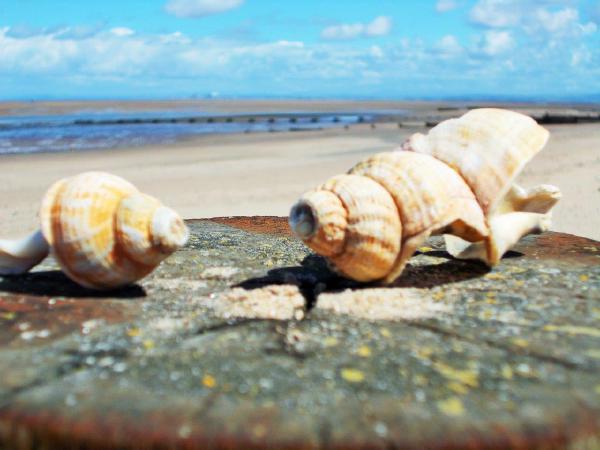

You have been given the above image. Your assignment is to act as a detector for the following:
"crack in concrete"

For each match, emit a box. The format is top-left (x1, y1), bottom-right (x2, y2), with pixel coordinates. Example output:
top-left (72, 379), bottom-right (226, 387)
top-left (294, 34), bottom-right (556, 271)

top-left (318, 420), bottom-right (333, 449)
top-left (236, 260), bottom-right (599, 373)
top-left (234, 267), bottom-right (600, 374)
top-left (195, 318), bottom-right (264, 336)
top-left (0, 358), bottom-right (90, 409)
top-left (403, 321), bottom-right (596, 373)
top-left (0, 328), bottom-right (133, 409)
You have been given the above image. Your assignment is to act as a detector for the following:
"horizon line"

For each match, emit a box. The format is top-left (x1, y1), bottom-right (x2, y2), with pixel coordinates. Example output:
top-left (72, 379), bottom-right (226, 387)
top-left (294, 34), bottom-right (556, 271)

top-left (2, 94), bottom-right (600, 106)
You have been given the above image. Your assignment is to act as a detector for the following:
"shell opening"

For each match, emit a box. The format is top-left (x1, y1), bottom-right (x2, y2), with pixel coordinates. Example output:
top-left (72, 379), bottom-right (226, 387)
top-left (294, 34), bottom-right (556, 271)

top-left (288, 189), bottom-right (348, 258)
top-left (289, 201), bottom-right (317, 239)
top-left (293, 175), bottom-right (402, 282)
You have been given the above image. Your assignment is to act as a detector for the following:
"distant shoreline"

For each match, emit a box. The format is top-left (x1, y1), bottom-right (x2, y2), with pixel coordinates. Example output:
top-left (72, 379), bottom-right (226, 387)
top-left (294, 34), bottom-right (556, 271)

top-left (1, 100), bottom-right (599, 156)
top-left (2, 98), bottom-right (600, 117)
top-left (0, 109), bottom-right (381, 156)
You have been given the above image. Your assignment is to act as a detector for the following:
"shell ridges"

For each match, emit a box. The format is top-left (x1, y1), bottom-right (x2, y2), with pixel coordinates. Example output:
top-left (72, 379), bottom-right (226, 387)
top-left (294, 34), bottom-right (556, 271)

top-left (404, 108), bottom-right (550, 215)
top-left (37, 171), bottom-right (188, 290)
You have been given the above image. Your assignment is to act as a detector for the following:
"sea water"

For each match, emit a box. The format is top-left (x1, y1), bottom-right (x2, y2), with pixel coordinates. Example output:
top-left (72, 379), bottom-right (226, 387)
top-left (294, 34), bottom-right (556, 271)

top-left (0, 110), bottom-right (382, 155)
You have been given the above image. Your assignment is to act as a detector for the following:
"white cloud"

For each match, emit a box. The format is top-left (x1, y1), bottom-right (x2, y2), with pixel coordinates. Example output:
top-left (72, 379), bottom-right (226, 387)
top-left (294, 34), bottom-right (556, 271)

top-left (480, 30), bottom-right (514, 55)
top-left (159, 31), bottom-right (191, 44)
top-left (0, 21), bottom-right (598, 99)
top-left (0, 28), bottom-right (315, 81)
top-left (533, 8), bottom-right (596, 36)
top-left (435, 35), bottom-right (463, 56)
top-left (56, 25), bottom-right (104, 40)
top-left (470, 0), bottom-right (521, 27)
top-left (536, 7), bottom-right (578, 32)
top-left (470, 0), bottom-right (596, 38)
top-left (165, 0), bottom-right (244, 18)
top-left (321, 23), bottom-right (364, 40)
top-left (580, 21), bottom-right (597, 34)
top-left (370, 45), bottom-right (384, 58)
top-left (571, 46), bottom-right (592, 66)
top-left (436, 0), bottom-right (459, 13)
top-left (321, 16), bottom-right (392, 40)
top-left (6, 25), bottom-right (51, 38)
top-left (5, 24), bottom-right (103, 40)
top-left (110, 27), bottom-right (135, 37)
top-left (365, 16), bottom-right (392, 36)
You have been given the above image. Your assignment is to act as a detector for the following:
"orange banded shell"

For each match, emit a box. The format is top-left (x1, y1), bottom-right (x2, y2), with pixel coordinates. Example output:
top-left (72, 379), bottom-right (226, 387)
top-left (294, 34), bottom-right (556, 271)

top-left (293, 174), bottom-right (401, 282)
top-left (291, 152), bottom-right (488, 282)
top-left (39, 172), bottom-right (188, 289)
top-left (350, 151), bottom-right (489, 281)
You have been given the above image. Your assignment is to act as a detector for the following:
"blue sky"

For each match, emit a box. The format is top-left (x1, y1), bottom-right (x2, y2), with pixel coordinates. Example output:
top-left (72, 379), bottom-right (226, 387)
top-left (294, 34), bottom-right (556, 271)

top-left (1, 0), bottom-right (599, 100)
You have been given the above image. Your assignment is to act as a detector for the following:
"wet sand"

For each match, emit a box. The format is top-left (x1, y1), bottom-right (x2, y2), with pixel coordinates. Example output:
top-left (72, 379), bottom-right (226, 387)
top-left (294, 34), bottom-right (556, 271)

top-left (0, 103), bottom-right (598, 241)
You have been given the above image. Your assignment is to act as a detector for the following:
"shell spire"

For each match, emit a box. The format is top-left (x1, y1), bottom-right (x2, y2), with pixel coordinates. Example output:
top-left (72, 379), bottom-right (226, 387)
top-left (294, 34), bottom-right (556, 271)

top-left (291, 174), bottom-right (401, 282)
top-left (0, 172), bottom-right (188, 290)
top-left (404, 108), bottom-right (560, 266)
top-left (403, 108), bottom-right (550, 215)
top-left (290, 108), bottom-right (561, 283)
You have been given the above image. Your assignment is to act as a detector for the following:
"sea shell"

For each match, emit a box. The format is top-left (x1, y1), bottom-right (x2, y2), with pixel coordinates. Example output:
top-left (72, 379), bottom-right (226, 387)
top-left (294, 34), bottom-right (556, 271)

top-left (405, 108), bottom-right (561, 265)
top-left (289, 108), bottom-right (561, 283)
top-left (293, 174), bottom-right (401, 281)
top-left (404, 108), bottom-right (550, 214)
top-left (0, 172), bottom-right (188, 290)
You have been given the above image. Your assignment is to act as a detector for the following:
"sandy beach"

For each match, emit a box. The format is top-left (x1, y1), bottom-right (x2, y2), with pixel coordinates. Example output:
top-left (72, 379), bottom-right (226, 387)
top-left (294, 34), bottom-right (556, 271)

top-left (1, 101), bottom-right (599, 241)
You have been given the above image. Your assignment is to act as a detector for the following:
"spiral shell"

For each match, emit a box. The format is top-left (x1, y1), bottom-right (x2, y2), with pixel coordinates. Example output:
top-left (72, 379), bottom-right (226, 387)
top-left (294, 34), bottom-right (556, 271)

top-left (404, 108), bottom-right (549, 214)
top-left (291, 152), bottom-right (488, 282)
top-left (293, 174), bottom-right (401, 282)
top-left (38, 172), bottom-right (188, 289)
top-left (290, 109), bottom-right (561, 283)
